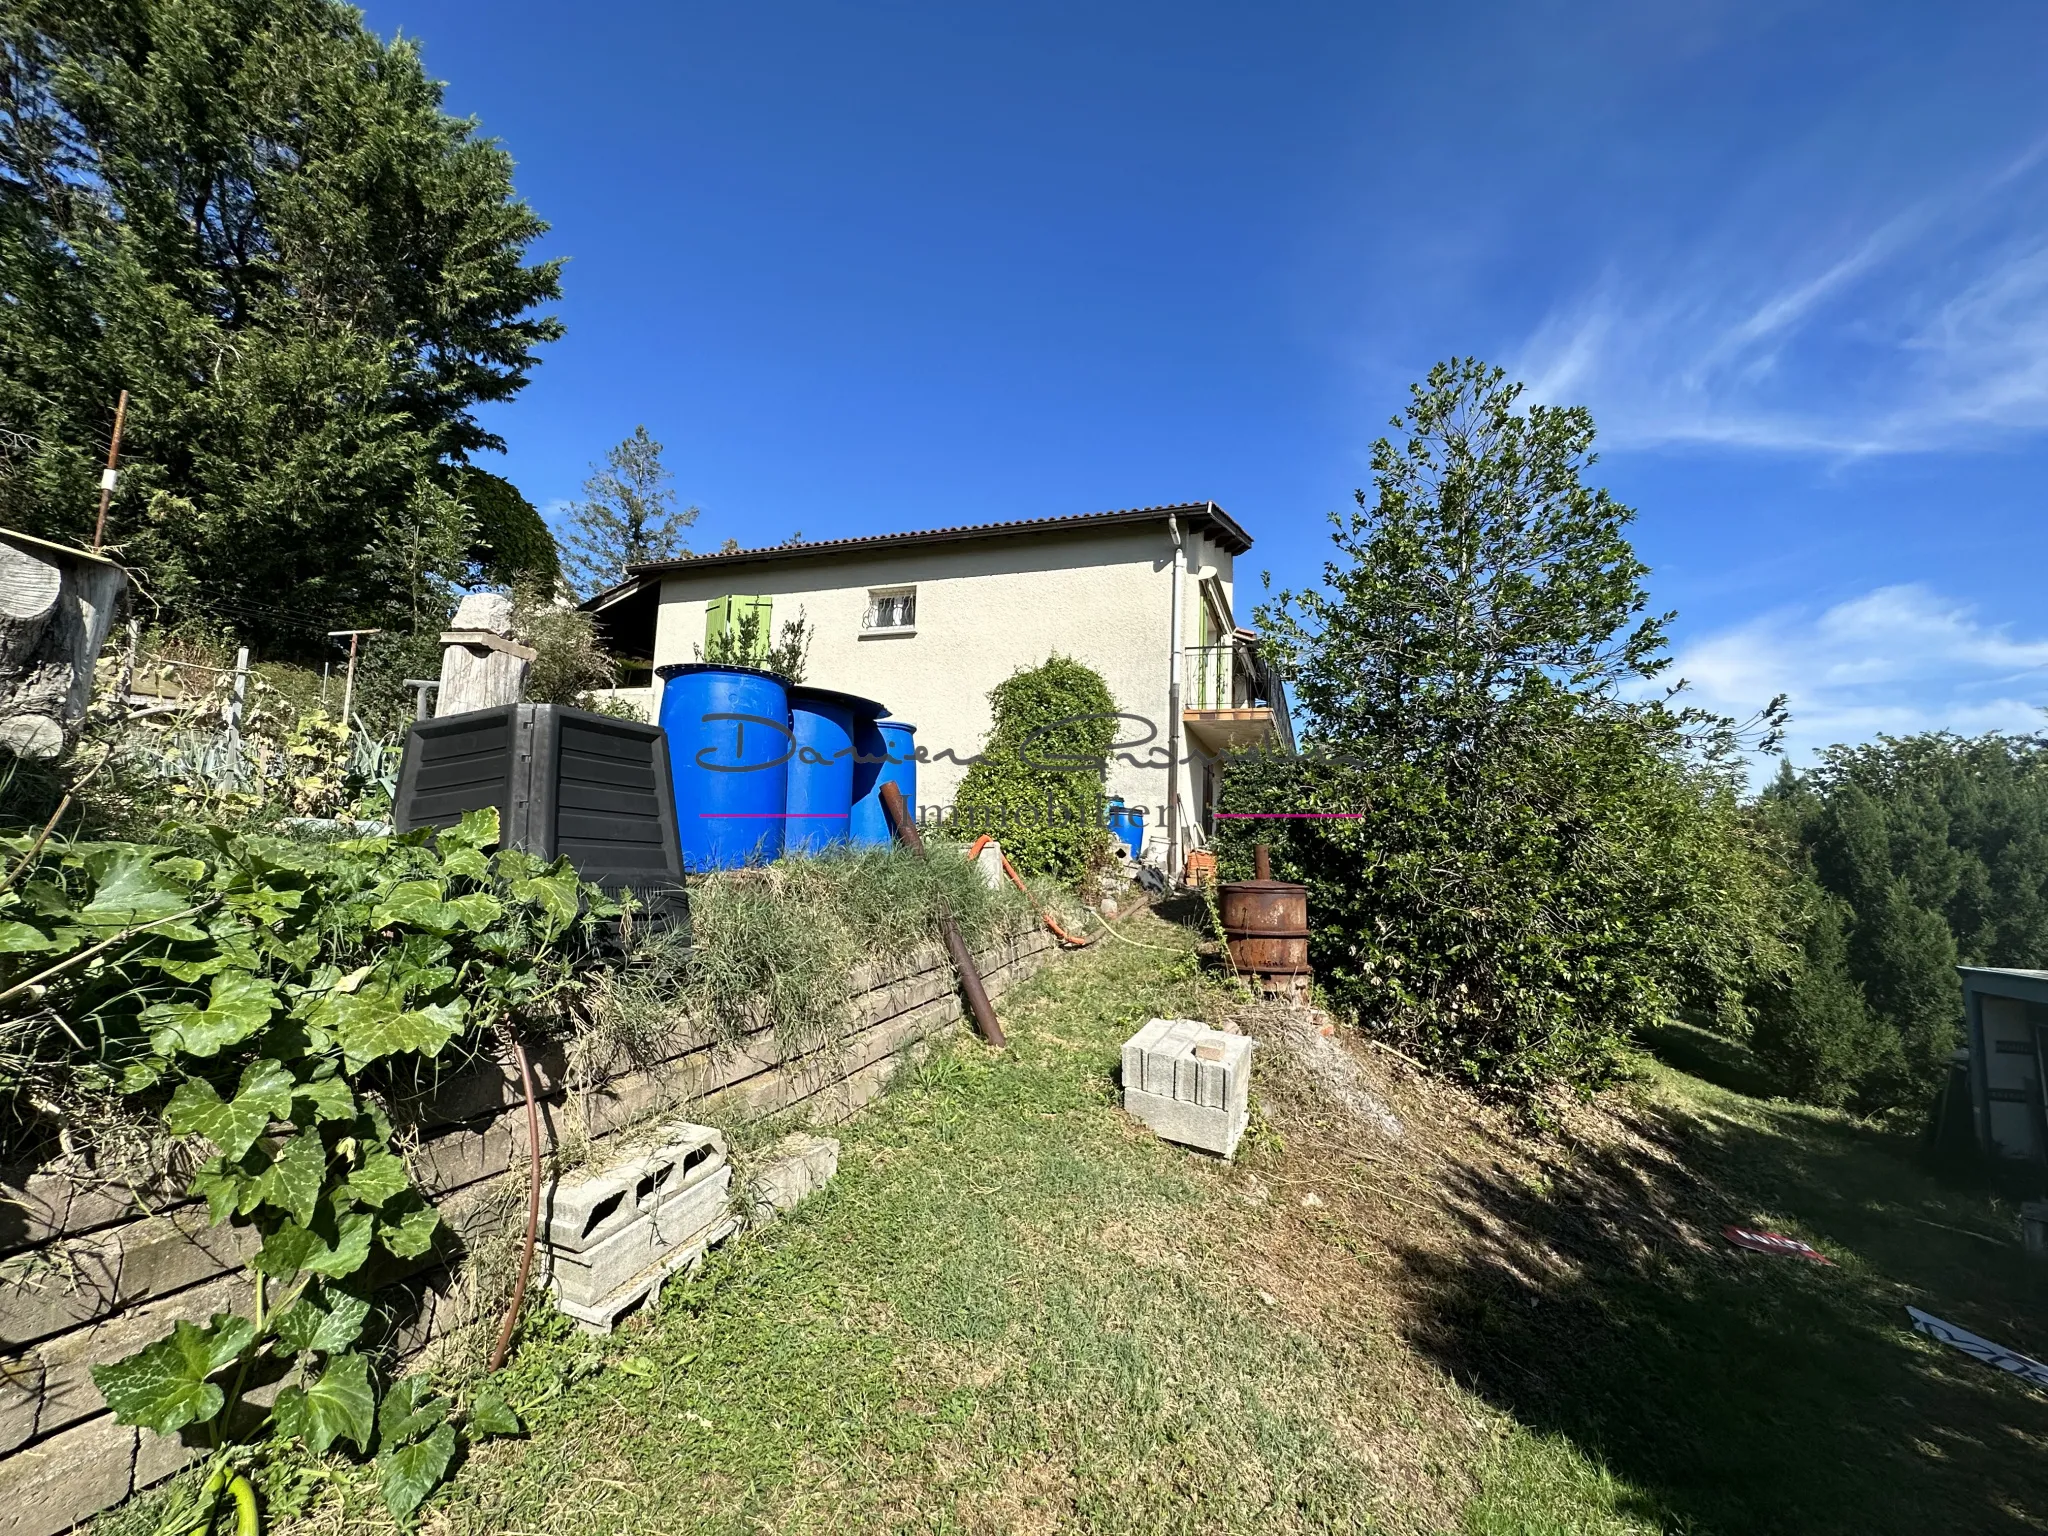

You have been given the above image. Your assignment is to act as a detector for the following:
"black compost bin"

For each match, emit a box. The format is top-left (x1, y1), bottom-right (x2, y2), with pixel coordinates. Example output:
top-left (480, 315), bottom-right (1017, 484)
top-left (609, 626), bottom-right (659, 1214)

top-left (393, 704), bottom-right (688, 931)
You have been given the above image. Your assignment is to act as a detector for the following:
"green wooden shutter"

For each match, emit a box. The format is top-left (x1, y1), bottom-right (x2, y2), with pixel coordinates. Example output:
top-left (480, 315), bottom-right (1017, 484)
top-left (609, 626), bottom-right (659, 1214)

top-left (738, 595), bottom-right (773, 660)
top-left (704, 596), bottom-right (732, 653)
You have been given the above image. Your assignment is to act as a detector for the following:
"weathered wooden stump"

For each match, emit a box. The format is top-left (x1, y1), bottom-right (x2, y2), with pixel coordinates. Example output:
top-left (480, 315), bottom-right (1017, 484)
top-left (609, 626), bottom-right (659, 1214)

top-left (435, 591), bottom-right (534, 717)
top-left (0, 530), bottom-right (127, 759)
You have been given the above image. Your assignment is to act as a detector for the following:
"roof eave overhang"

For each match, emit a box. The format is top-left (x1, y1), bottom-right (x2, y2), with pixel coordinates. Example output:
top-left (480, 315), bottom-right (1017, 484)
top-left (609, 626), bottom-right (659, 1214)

top-left (616, 502), bottom-right (1251, 584)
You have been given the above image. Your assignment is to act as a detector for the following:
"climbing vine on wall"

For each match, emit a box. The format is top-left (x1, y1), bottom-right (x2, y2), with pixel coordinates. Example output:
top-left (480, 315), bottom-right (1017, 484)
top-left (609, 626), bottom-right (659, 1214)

top-left (0, 809), bottom-right (614, 1523)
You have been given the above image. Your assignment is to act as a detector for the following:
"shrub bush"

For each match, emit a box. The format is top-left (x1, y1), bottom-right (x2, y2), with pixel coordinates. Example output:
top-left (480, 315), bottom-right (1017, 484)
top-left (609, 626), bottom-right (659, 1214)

top-left (949, 655), bottom-right (1116, 882)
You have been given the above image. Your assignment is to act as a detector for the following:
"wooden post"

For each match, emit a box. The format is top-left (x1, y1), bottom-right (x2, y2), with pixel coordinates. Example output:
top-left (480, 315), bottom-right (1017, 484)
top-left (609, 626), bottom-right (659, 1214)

top-left (222, 645), bottom-right (250, 752)
top-left (434, 593), bottom-right (531, 717)
top-left (91, 391), bottom-right (128, 554)
top-left (0, 530), bottom-right (128, 759)
top-left (327, 629), bottom-right (379, 727)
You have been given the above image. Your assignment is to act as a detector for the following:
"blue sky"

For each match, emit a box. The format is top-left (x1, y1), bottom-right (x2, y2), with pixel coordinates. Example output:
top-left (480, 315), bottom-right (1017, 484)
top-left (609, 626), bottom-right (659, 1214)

top-left (365, 0), bottom-right (2048, 765)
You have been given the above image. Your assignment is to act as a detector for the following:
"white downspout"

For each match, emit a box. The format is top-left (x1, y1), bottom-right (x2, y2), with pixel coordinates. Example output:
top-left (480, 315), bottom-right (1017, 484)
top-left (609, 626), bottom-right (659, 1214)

top-left (1166, 514), bottom-right (1185, 880)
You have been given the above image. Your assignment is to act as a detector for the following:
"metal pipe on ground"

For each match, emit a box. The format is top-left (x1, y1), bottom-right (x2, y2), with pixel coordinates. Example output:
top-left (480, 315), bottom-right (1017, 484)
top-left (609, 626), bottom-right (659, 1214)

top-left (879, 781), bottom-right (1006, 1047)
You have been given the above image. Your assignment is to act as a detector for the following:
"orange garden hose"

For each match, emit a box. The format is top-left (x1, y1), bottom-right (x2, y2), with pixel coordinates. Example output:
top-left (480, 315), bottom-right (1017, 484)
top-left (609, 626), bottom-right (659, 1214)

top-left (965, 835), bottom-right (1097, 947)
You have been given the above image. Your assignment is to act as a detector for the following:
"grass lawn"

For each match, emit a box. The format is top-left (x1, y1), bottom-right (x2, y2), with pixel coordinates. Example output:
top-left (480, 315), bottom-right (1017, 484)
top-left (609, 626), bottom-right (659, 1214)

top-left (103, 917), bottom-right (2048, 1535)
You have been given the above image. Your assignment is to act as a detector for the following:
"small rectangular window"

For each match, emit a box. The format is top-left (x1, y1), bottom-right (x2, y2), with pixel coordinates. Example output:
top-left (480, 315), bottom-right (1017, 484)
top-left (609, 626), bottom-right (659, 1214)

top-left (863, 587), bottom-right (916, 632)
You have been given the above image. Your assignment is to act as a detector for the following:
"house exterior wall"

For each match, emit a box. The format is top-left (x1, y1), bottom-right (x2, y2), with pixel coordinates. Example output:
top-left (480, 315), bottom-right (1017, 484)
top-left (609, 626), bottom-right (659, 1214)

top-left (645, 521), bottom-right (1235, 858)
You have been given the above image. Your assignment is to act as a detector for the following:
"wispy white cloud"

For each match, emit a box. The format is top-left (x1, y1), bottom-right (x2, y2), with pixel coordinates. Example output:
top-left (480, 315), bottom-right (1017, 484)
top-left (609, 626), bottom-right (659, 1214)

top-left (1668, 583), bottom-right (2048, 767)
top-left (1512, 147), bottom-right (2048, 455)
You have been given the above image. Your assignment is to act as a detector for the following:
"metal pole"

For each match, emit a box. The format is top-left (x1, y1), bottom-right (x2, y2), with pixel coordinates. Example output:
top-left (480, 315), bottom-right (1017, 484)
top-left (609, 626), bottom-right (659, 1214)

top-left (879, 782), bottom-right (1005, 1047)
top-left (91, 389), bottom-right (129, 552)
top-left (1166, 514), bottom-right (1186, 882)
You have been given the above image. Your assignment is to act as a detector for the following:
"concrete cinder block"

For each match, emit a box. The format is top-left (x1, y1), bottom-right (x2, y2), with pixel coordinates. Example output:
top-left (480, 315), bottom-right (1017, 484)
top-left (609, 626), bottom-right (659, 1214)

top-left (1119, 1021), bottom-right (1254, 1159)
top-left (552, 1215), bottom-right (741, 1334)
top-left (743, 1134), bottom-right (839, 1227)
top-left (0, 1413), bottom-right (134, 1536)
top-left (546, 1166), bottom-right (731, 1307)
top-left (1123, 1086), bottom-right (1250, 1159)
top-left (544, 1121), bottom-right (726, 1255)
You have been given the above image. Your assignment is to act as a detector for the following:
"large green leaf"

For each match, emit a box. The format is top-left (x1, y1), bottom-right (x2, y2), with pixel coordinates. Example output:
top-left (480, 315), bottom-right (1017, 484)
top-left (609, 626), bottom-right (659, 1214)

top-left (0, 920), bottom-right (61, 953)
top-left (255, 1207), bottom-right (374, 1280)
top-left (164, 1058), bottom-right (294, 1161)
top-left (377, 1422), bottom-right (457, 1519)
top-left (79, 845), bottom-right (190, 923)
top-left (341, 1147), bottom-right (411, 1208)
top-left (251, 1128), bottom-right (328, 1227)
top-left (376, 1194), bottom-right (441, 1259)
top-left (273, 1286), bottom-right (372, 1355)
top-left (378, 1377), bottom-right (449, 1447)
top-left (441, 892), bottom-right (504, 930)
top-left (439, 807), bottom-right (500, 851)
top-left (91, 1313), bottom-right (257, 1435)
top-left (369, 880), bottom-right (453, 933)
top-left (272, 1351), bottom-right (375, 1454)
top-left (292, 1065), bottom-right (357, 1122)
top-left (144, 972), bottom-right (279, 1058)
top-left (467, 1389), bottom-right (521, 1438)
top-left (509, 871), bottom-right (581, 936)
top-left (329, 996), bottom-right (463, 1073)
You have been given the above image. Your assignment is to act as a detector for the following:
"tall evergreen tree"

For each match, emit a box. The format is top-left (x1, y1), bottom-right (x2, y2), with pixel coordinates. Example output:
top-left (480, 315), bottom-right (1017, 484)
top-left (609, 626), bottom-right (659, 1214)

top-left (1753, 731), bottom-right (2048, 1115)
top-left (558, 426), bottom-right (697, 598)
top-left (0, 0), bottom-right (561, 651)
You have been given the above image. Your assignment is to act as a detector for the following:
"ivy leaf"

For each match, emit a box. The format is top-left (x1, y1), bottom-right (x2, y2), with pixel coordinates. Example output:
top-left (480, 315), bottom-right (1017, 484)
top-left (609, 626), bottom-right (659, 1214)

top-left (441, 893), bottom-right (503, 930)
top-left (91, 1313), bottom-right (257, 1435)
top-left (274, 1287), bottom-right (372, 1355)
top-left (378, 1422), bottom-right (457, 1519)
top-left (187, 1156), bottom-right (254, 1224)
top-left (440, 845), bottom-right (490, 880)
top-left (342, 1146), bottom-right (411, 1208)
top-left (0, 920), bottom-right (60, 953)
top-left (331, 997), bottom-right (463, 1073)
top-left (508, 871), bottom-right (581, 936)
top-left (272, 1351), bottom-right (375, 1454)
top-left (252, 1129), bottom-right (328, 1227)
top-left (439, 807), bottom-right (500, 851)
top-left (369, 880), bottom-right (453, 933)
top-left (467, 1389), bottom-right (521, 1438)
top-left (376, 1193), bottom-right (441, 1259)
top-left (292, 1066), bottom-right (357, 1122)
top-left (164, 1058), bottom-right (292, 1161)
top-left (144, 972), bottom-right (279, 1058)
top-left (256, 1206), bottom-right (375, 1280)
top-left (378, 1377), bottom-right (450, 1447)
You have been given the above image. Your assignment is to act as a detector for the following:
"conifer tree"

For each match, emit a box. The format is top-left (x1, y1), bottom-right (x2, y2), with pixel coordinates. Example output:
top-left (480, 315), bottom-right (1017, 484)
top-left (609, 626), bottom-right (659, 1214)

top-left (558, 427), bottom-right (698, 598)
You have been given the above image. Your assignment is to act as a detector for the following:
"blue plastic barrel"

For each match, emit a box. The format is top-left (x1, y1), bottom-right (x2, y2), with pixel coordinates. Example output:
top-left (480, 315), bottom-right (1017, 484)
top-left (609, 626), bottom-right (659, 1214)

top-left (1107, 797), bottom-right (1145, 859)
top-left (786, 687), bottom-right (885, 856)
top-left (850, 720), bottom-right (917, 846)
top-left (656, 663), bottom-right (792, 871)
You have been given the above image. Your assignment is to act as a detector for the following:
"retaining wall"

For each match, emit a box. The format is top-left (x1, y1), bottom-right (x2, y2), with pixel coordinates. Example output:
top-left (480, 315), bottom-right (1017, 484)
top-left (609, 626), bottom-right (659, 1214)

top-left (0, 926), bottom-right (1059, 1536)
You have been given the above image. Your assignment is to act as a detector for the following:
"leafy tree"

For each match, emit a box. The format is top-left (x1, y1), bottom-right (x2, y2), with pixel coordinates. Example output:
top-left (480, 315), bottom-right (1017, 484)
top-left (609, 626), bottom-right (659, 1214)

top-left (1220, 359), bottom-right (1791, 1097)
top-left (1751, 730), bottom-right (2048, 1114)
top-left (0, 0), bottom-right (562, 653)
top-left (1748, 883), bottom-right (1885, 1107)
top-left (558, 426), bottom-right (697, 597)
top-left (951, 655), bottom-right (1117, 881)
top-left (459, 468), bottom-right (561, 591)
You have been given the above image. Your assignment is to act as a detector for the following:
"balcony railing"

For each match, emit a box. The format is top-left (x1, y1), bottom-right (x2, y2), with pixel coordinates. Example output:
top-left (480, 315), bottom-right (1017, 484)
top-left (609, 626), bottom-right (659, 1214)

top-left (1184, 643), bottom-right (1255, 709)
top-left (1183, 639), bottom-right (1295, 754)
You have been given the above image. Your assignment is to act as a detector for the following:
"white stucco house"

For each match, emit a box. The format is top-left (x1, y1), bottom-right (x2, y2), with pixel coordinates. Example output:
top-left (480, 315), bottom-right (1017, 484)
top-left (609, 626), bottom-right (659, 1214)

top-left (582, 502), bottom-right (1293, 870)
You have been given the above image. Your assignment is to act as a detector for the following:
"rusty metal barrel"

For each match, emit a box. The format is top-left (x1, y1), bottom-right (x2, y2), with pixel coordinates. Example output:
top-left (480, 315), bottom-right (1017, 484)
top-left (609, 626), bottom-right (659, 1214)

top-left (1219, 844), bottom-right (1311, 984)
